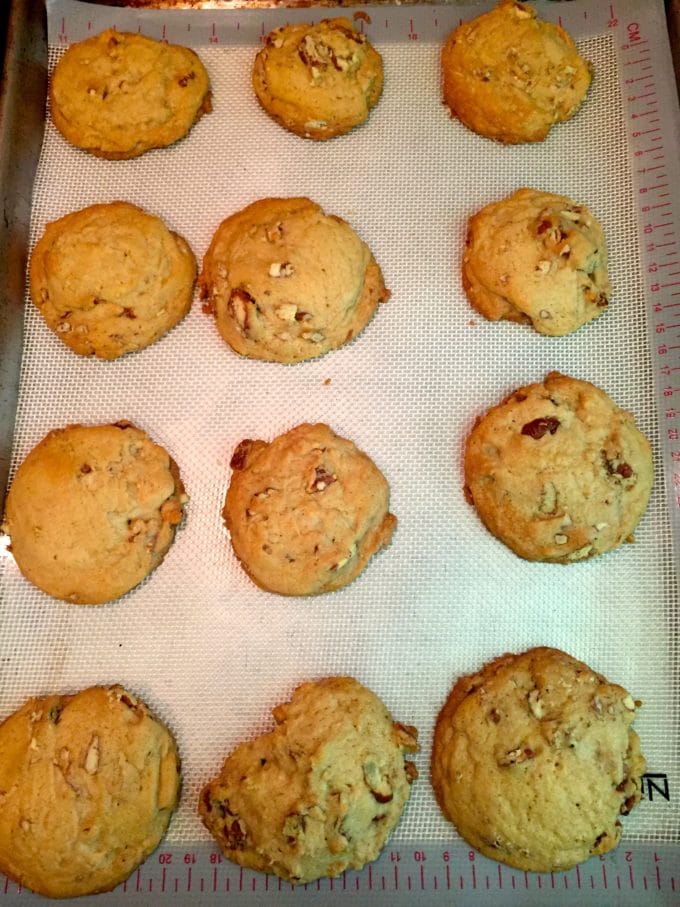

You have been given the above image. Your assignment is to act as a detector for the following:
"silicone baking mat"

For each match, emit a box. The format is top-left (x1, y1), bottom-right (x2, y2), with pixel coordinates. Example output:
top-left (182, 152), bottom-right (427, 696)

top-left (1, 0), bottom-right (678, 888)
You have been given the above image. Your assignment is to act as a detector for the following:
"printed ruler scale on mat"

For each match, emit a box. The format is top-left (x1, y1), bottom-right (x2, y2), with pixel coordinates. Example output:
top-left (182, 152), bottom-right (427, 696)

top-left (2, 842), bottom-right (680, 906)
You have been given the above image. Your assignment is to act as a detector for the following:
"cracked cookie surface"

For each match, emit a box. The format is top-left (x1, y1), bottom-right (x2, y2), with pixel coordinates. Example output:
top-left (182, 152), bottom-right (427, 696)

top-left (0, 685), bottom-right (180, 898)
top-left (200, 197), bottom-right (389, 364)
top-left (441, 0), bottom-right (592, 144)
top-left (199, 676), bottom-right (418, 883)
top-left (253, 18), bottom-right (383, 140)
top-left (50, 29), bottom-right (211, 159)
top-left (30, 202), bottom-right (196, 359)
top-left (432, 647), bottom-right (646, 872)
top-left (463, 372), bottom-right (653, 562)
top-left (462, 188), bottom-right (610, 336)
top-left (223, 423), bottom-right (396, 595)
top-left (3, 423), bottom-right (187, 604)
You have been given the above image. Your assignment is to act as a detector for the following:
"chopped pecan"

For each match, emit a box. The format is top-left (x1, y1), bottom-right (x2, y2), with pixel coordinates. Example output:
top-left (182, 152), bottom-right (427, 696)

top-left (527, 689), bottom-right (545, 719)
top-left (521, 417), bottom-right (560, 439)
top-left (363, 760), bottom-right (393, 802)
top-left (224, 817), bottom-right (247, 850)
top-left (269, 261), bottom-right (294, 278)
top-left (310, 466), bottom-right (337, 492)
top-left (178, 71), bottom-right (195, 87)
top-left (228, 288), bottom-right (257, 333)
top-left (394, 722), bottom-right (419, 752)
top-left (498, 746), bottom-right (534, 767)
top-left (84, 735), bottom-right (100, 774)
top-left (404, 760), bottom-right (418, 783)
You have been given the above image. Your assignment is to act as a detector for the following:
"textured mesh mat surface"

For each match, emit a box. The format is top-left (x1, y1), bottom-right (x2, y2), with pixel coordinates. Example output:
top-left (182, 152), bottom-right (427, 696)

top-left (0, 1), bottom-right (678, 847)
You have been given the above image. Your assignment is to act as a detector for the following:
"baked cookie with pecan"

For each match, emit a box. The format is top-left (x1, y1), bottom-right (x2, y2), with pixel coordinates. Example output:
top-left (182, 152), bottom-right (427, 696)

top-left (462, 188), bottom-right (610, 336)
top-left (200, 197), bottom-right (389, 364)
top-left (463, 372), bottom-right (653, 562)
top-left (30, 202), bottom-right (196, 359)
top-left (2, 422), bottom-right (187, 604)
top-left (0, 685), bottom-right (180, 898)
top-left (223, 423), bottom-right (396, 595)
top-left (253, 18), bottom-right (383, 140)
top-left (199, 676), bottom-right (418, 883)
top-left (441, 0), bottom-right (592, 143)
top-left (432, 647), bottom-right (646, 872)
top-left (50, 29), bottom-right (211, 159)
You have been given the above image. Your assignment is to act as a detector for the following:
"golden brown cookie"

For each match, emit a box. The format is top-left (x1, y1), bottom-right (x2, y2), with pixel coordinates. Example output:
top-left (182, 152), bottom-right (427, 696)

top-left (223, 423), bottom-right (396, 595)
top-left (50, 29), bottom-right (211, 159)
top-left (252, 18), bottom-right (383, 140)
top-left (464, 373), bottom-right (653, 562)
top-left (432, 647), bottom-right (646, 872)
top-left (199, 676), bottom-right (418, 883)
top-left (462, 188), bottom-right (610, 336)
top-left (29, 202), bottom-right (196, 359)
top-left (200, 197), bottom-right (389, 364)
top-left (441, 0), bottom-right (592, 143)
top-left (0, 685), bottom-right (180, 898)
top-left (2, 422), bottom-right (187, 604)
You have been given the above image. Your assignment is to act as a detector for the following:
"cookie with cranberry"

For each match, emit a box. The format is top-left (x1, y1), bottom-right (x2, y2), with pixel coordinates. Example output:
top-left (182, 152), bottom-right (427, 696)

top-left (462, 188), bottom-right (610, 336)
top-left (463, 372), bottom-right (653, 562)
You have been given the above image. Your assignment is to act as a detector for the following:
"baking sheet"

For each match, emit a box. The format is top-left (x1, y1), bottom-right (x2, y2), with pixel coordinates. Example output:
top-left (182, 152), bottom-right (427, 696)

top-left (0, 0), bottom-right (678, 858)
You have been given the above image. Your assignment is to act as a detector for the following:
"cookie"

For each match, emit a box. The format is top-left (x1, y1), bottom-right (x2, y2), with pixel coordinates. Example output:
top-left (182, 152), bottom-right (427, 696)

top-left (0, 685), bottom-right (180, 898)
top-left (223, 423), bottom-right (396, 595)
top-left (50, 29), bottom-right (211, 159)
top-left (199, 676), bottom-right (418, 883)
top-left (441, 0), bottom-right (592, 144)
top-left (463, 372), bottom-right (653, 562)
top-left (462, 188), bottom-right (610, 336)
top-left (29, 202), bottom-right (196, 359)
top-left (252, 18), bottom-right (383, 140)
top-left (200, 197), bottom-right (389, 364)
top-left (2, 422), bottom-right (187, 604)
top-left (432, 647), bottom-right (646, 872)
